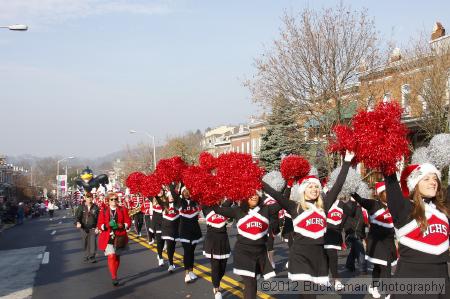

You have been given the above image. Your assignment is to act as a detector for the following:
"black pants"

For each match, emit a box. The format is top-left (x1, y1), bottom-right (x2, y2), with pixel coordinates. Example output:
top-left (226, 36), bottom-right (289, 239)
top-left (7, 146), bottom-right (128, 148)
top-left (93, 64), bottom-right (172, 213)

top-left (133, 212), bottom-right (144, 234)
top-left (181, 242), bottom-right (196, 270)
top-left (143, 215), bottom-right (153, 241)
top-left (325, 248), bottom-right (339, 279)
top-left (165, 239), bottom-right (176, 266)
top-left (241, 276), bottom-right (257, 299)
top-left (80, 228), bottom-right (97, 259)
top-left (345, 236), bottom-right (367, 272)
top-left (156, 233), bottom-right (164, 259)
top-left (211, 258), bottom-right (227, 288)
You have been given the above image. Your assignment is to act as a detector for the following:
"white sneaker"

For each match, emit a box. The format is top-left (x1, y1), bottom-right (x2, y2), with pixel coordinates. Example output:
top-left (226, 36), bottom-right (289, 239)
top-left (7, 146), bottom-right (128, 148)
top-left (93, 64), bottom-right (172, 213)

top-left (214, 290), bottom-right (222, 299)
top-left (334, 280), bottom-right (344, 291)
top-left (184, 273), bottom-right (192, 283)
top-left (138, 233), bottom-right (142, 237)
top-left (368, 286), bottom-right (381, 299)
top-left (148, 240), bottom-right (154, 245)
top-left (385, 295), bottom-right (391, 299)
top-left (189, 271), bottom-right (197, 280)
top-left (168, 264), bottom-right (175, 273)
top-left (157, 257), bottom-right (164, 267)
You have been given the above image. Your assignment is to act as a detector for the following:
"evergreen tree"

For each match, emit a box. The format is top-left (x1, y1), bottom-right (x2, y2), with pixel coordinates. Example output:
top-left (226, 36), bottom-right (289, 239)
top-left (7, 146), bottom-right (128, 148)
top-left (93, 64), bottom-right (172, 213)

top-left (259, 96), bottom-right (307, 171)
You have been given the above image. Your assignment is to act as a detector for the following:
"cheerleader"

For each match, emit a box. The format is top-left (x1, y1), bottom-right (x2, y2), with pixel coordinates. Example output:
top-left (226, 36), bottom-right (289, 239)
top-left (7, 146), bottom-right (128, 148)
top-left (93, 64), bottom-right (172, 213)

top-left (97, 192), bottom-right (131, 286)
top-left (384, 163), bottom-right (449, 299)
top-left (324, 195), bottom-right (354, 290)
top-left (141, 197), bottom-right (154, 244)
top-left (203, 199), bottom-right (232, 299)
top-left (157, 190), bottom-right (180, 273)
top-left (213, 193), bottom-right (279, 299)
top-left (150, 196), bottom-right (164, 266)
top-left (131, 195), bottom-right (144, 236)
top-left (263, 151), bottom-right (354, 299)
top-left (351, 182), bottom-right (396, 299)
top-left (169, 184), bottom-right (203, 283)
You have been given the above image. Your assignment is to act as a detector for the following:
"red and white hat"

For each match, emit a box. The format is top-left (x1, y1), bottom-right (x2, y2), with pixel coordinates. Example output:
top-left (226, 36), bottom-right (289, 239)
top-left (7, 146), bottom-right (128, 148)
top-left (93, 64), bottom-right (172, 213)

top-left (375, 182), bottom-right (385, 195)
top-left (291, 175), bottom-right (322, 202)
top-left (400, 163), bottom-right (441, 197)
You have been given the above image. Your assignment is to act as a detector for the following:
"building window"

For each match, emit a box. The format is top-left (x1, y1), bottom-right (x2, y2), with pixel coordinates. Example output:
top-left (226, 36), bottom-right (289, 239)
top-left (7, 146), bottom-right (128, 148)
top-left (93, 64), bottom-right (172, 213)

top-left (401, 84), bottom-right (411, 116)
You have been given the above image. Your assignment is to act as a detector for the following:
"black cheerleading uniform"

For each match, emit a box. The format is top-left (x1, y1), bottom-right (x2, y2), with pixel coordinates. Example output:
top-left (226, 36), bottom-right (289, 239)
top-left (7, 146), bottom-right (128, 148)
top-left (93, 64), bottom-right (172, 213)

top-left (351, 193), bottom-right (397, 267)
top-left (203, 201), bottom-right (232, 260)
top-left (150, 199), bottom-right (165, 260)
top-left (385, 174), bottom-right (450, 299)
top-left (324, 199), bottom-right (353, 280)
top-left (263, 161), bottom-right (351, 285)
top-left (213, 201), bottom-right (279, 280)
top-left (203, 200), bottom-right (232, 289)
top-left (169, 187), bottom-right (203, 245)
top-left (157, 196), bottom-right (180, 267)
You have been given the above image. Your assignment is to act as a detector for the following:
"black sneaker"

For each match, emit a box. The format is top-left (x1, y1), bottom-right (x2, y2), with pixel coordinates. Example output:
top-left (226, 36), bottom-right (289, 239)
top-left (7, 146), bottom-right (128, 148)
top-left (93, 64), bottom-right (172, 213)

top-left (90, 258), bottom-right (97, 263)
top-left (112, 279), bottom-right (119, 286)
top-left (83, 257), bottom-right (89, 263)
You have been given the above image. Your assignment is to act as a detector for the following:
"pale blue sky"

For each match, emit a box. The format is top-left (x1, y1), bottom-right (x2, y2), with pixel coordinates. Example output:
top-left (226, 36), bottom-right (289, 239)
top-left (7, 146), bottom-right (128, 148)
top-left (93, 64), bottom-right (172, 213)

top-left (1, 0), bottom-right (449, 158)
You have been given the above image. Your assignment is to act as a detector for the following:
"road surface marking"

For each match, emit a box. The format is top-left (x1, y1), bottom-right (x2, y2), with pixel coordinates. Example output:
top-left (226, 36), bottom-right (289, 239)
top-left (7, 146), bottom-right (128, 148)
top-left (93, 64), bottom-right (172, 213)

top-left (41, 252), bottom-right (50, 264)
top-left (128, 233), bottom-right (274, 299)
top-left (51, 230), bottom-right (56, 235)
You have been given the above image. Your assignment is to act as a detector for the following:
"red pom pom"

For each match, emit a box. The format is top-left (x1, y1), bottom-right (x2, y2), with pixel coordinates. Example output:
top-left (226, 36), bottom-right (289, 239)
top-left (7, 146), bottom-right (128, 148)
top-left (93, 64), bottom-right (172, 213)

top-left (140, 174), bottom-right (162, 198)
top-left (182, 166), bottom-right (221, 206)
top-left (280, 155), bottom-right (310, 180)
top-left (155, 156), bottom-right (188, 184)
top-left (352, 102), bottom-right (410, 175)
top-left (215, 153), bottom-right (264, 201)
top-left (199, 152), bottom-right (217, 172)
top-left (125, 172), bottom-right (146, 194)
top-left (328, 124), bottom-right (355, 155)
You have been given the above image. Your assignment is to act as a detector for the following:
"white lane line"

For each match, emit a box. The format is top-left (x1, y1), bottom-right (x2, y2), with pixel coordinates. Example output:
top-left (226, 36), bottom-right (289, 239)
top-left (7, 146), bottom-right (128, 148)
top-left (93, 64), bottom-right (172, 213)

top-left (37, 254), bottom-right (43, 259)
top-left (41, 252), bottom-right (50, 264)
top-left (50, 230), bottom-right (56, 235)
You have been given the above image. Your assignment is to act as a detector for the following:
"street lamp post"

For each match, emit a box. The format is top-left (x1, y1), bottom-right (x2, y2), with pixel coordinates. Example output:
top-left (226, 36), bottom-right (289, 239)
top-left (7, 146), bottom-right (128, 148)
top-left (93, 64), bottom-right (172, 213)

top-left (129, 130), bottom-right (157, 170)
top-left (0, 24), bottom-right (28, 31)
top-left (56, 156), bottom-right (74, 200)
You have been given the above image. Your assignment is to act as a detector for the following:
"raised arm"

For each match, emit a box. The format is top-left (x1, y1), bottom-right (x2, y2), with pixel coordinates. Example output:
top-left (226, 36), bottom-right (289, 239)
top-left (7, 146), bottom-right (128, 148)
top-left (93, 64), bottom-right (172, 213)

top-left (350, 192), bottom-right (376, 212)
top-left (325, 160), bottom-right (352, 211)
top-left (262, 182), bottom-right (296, 213)
top-left (169, 183), bottom-right (182, 208)
top-left (384, 174), bottom-right (411, 227)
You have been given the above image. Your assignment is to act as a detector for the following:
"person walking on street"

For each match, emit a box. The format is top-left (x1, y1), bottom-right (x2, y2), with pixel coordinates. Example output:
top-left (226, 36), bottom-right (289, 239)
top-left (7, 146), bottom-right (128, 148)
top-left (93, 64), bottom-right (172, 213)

top-left (97, 192), bottom-right (131, 286)
top-left (75, 193), bottom-right (100, 263)
top-left (48, 200), bottom-right (56, 218)
top-left (17, 202), bottom-right (25, 225)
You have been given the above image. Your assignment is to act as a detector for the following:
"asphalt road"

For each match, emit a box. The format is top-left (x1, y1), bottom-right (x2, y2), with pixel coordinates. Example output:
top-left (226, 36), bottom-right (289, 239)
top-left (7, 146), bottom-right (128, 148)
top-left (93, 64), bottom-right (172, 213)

top-left (0, 210), bottom-right (447, 299)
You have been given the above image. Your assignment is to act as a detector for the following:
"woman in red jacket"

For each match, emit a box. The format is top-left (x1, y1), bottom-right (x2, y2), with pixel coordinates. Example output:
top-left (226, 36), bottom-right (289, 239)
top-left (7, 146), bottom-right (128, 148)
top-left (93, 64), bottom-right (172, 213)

top-left (97, 192), bottom-right (132, 286)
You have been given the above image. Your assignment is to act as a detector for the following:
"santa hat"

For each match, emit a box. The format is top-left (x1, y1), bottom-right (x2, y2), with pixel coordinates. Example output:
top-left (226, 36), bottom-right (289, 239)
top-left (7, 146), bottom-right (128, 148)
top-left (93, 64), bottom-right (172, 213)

top-left (290, 175), bottom-right (321, 202)
top-left (400, 163), bottom-right (441, 197)
top-left (375, 182), bottom-right (385, 195)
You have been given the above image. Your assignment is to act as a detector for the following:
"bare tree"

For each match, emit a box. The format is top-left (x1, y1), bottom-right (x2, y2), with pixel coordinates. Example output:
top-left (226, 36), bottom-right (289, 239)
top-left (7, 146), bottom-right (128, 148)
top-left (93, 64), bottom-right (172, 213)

top-left (394, 28), bottom-right (450, 140)
top-left (161, 131), bottom-right (203, 164)
top-left (245, 2), bottom-right (380, 170)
